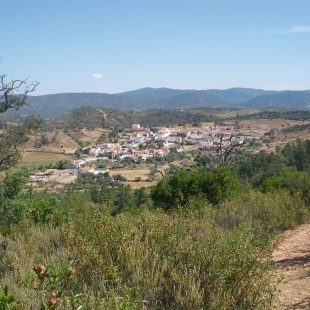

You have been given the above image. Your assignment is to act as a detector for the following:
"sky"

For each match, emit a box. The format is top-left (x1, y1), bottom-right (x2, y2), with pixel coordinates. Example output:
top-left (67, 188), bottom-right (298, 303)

top-left (1, 0), bottom-right (310, 95)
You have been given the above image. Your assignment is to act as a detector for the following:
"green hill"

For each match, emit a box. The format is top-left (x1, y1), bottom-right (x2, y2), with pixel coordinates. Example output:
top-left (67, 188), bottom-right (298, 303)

top-left (14, 87), bottom-right (310, 119)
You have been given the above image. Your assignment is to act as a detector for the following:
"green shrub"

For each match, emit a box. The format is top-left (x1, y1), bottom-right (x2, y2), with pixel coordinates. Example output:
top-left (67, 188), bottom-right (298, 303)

top-left (65, 208), bottom-right (275, 309)
top-left (217, 191), bottom-right (309, 236)
top-left (151, 167), bottom-right (241, 209)
top-left (0, 286), bottom-right (20, 310)
top-left (262, 170), bottom-right (310, 206)
top-left (1, 168), bottom-right (29, 199)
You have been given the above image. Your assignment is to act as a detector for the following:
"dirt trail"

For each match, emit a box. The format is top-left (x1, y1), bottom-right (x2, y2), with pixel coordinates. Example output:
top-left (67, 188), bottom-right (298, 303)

top-left (273, 224), bottom-right (310, 309)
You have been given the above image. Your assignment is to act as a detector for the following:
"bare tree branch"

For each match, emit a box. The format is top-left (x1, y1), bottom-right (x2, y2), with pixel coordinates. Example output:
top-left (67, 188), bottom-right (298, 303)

top-left (0, 74), bottom-right (39, 113)
top-left (215, 133), bottom-right (244, 166)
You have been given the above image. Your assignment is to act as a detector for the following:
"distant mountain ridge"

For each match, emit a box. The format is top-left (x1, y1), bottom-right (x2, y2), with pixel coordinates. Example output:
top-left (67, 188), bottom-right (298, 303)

top-left (18, 87), bottom-right (310, 118)
top-left (246, 91), bottom-right (310, 109)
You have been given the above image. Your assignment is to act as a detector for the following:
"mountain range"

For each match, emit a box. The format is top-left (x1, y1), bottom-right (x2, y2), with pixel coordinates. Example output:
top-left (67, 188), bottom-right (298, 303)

top-left (18, 87), bottom-right (310, 118)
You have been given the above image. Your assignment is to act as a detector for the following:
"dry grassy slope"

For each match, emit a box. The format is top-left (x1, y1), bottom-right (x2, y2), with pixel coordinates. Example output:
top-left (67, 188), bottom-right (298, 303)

top-left (20, 128), bottom-right (107, 166)
top-left (24, 131), bottom-right (79, 152)
top-left (273, 224), bottom-right (310, 309)
top-left (239, 119), bottom-right (306, 132)
top-left (20, 131), bottom-right (79, 166)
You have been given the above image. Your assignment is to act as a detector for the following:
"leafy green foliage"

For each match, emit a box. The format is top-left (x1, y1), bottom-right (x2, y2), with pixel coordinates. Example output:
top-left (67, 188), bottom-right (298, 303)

top-left (194, 153), bottom-right (214, 167)
top-left (0, 168), bottom-right (62, 230)
top-left (281, 139), bottom-right (310, 172)
top-left (2, 168), bottom-right (29, 199)
top-left (262, 170), bottom-right (310, 205)
top-left (234, 140), bottom-right (310, 205)
top-left (0, 286), bottom-right (20, 310)
top-left (134, 187), bottom-right (150, 207)
top-left (112, 174), bottom-right (126, 182)
top-left (48, 107), bottom-right (222, 129)
top-left (151, 167), bottom-right (240, 209)
top-left (234, 110), bottom-right (310, 121)
top-left (32, 261), bottom-right (80, 309)
top-left (234, 151), bottom-right (288, 187)
top-left (74, 172), bottom-right (112, 189)
top-left (282, 122), bottom-right (310, 133)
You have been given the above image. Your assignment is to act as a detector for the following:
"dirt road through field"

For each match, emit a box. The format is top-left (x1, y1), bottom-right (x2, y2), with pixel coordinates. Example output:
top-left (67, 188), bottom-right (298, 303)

top-left (273, 224), bottom-right (310, 309)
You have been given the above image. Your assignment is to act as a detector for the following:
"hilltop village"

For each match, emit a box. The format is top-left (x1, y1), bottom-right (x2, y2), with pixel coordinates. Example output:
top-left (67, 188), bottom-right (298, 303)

top-left (68, 123), bottom-right (244, 174)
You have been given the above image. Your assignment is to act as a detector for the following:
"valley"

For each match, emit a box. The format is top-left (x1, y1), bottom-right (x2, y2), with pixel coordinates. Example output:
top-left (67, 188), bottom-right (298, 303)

top-left (16, 107), bottom-right (310, 192)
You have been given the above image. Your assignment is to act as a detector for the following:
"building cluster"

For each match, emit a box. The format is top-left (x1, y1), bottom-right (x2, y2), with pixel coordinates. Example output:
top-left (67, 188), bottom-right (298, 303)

top-left (68, 123), bottom-right (243, 173)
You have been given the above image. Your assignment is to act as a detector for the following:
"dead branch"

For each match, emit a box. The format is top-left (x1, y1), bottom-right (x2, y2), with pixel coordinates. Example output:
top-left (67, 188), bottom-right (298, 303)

top-left (0, 74), bottom-right (39, 113)
top-left (215, 133), bottom-right (244, 166)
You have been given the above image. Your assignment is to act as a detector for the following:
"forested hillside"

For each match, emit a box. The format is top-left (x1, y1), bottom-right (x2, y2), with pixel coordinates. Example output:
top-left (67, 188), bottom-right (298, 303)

top-left (45, 106), bottom-right (310, 130)
top-left (13, 87), bottom-right (310, 118)
top-left (46, 106), bottom-right (223, 129)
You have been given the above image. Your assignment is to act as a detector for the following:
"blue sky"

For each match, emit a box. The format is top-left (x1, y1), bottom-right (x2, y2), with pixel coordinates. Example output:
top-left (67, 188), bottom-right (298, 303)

top-left (1, 0), bottom-right (310, 94)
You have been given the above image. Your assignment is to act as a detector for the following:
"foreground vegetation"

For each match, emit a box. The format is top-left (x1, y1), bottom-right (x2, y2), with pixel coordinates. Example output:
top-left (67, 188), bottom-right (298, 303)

top-left (1, 190), bottom-right (307, 309)
top-left (1, 139), bottom-right (310, 309)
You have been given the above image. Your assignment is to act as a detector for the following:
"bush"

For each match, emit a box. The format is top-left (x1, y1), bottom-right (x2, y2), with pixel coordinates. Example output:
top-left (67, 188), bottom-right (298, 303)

top-left (1, 168), bottom-right (29, 199)
top-left (64, 208), bottom-right (275, 309)
top-left (281, 139), bottom-right (310, 172)
top-left (112, 174), bottom-right (126, 182)
top-left (53, 160), bottom-right (69, 170)
top-left (217, 191), bottom-right (309, 236)
top-left (151, 167), bottom-right (241, 210)
top-left (262, 170), bottom-right (310, 206)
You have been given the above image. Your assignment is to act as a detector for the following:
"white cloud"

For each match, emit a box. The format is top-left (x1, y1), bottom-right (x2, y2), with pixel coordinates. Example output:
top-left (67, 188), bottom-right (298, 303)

top-left (92, 73), bottom-right (104, 80)
top-left (272, 25), bottom-right (310, 35)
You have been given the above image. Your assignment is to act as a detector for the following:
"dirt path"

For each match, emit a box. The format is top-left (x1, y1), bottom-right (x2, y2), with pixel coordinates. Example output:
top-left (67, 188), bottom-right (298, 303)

top-left (273, 224), bottom-right (310, 309)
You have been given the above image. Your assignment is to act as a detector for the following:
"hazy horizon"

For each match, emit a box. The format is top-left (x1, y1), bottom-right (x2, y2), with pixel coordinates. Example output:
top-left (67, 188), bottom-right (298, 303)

top-left (27, 86), bottom-right (310, 97)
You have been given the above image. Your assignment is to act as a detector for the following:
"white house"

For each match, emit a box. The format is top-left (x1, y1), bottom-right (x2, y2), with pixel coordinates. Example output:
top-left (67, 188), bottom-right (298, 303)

top-left (189, 131), bottom-right (203, 140)
top-left (69, 159), bottom-right (85, 169)
top-left (100, 143), bottom-right (121, 153)
top-left (88, 146), bottom-right (101, 156)
top-left (132, 124), bottom-right (141, 130)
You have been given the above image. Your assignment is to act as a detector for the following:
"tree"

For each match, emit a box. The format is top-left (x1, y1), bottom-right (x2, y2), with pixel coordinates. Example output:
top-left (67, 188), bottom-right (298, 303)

top-left (0, 115), bottom-right (42, 170)
top-left (151, 167), bottom-right (240, 210)
top-left (0, 168), bottom-right (31, 227)
top-left (262, 169), bottom-right (310, 206)
top-left (0, 74), bottom-right (39, 113)
top-left (234, 151), bottom-right (289, 187)
top-left (214, 133), bottom-right (244, 166)
top-left (134, 187), bottom-right (149, 206)
top-left (194, 154), bottom-right (213, 167)
top-left (113, 174), bottom-right (126, 182)
top-left (111, 185), bottom-right (134, 215)
top-left (0, 73), bottom-right (39, 170)
top-left (2, 168), bottom-right (29, 199)
top-left (281, 139), bottom-right (310, 172)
